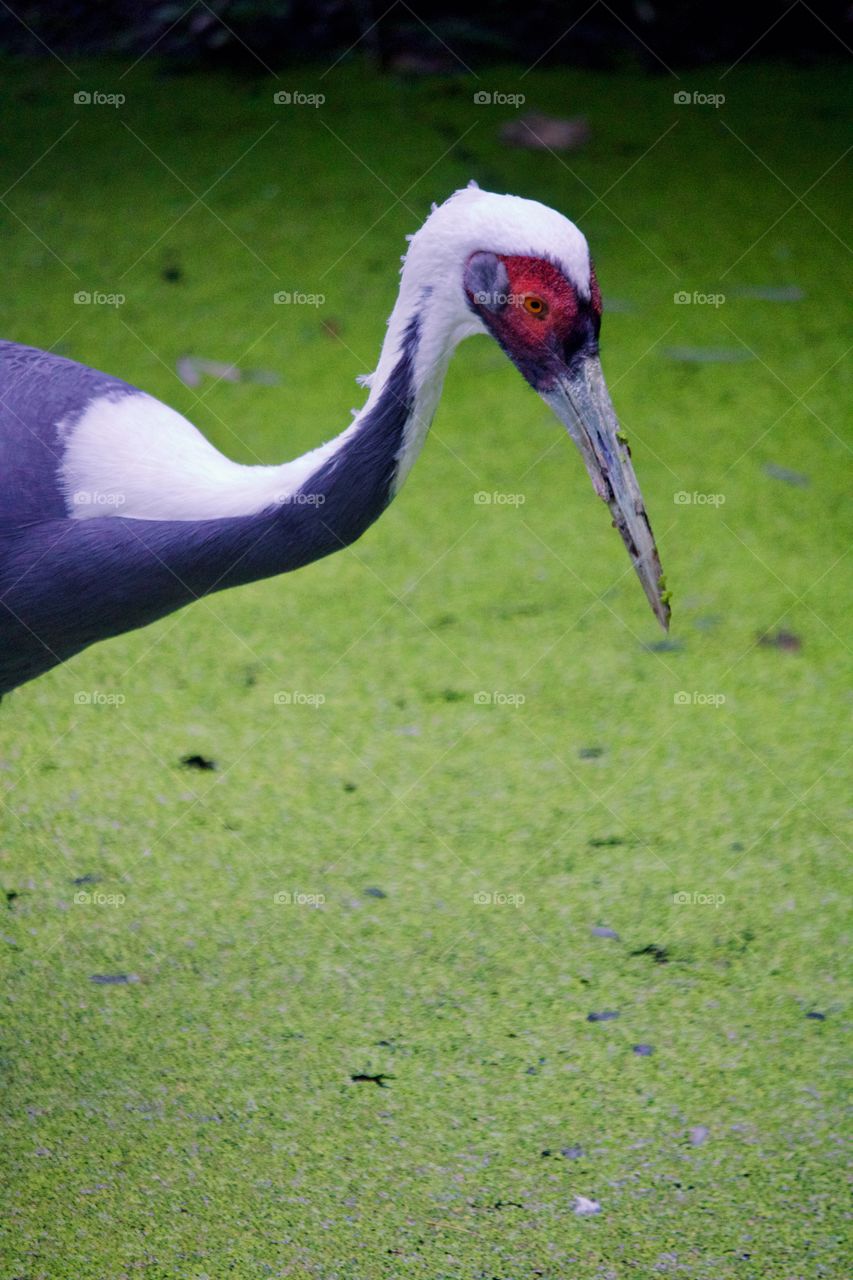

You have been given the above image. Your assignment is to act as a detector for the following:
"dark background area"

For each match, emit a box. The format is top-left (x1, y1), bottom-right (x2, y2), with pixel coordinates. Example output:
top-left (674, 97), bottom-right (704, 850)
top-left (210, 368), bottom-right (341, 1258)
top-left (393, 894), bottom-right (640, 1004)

top-left (0, 0), bottom-right (849, 71)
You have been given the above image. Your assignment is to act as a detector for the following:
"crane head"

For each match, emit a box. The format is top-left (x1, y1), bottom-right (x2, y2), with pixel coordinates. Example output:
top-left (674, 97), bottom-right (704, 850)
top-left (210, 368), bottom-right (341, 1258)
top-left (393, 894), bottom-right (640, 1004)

top-left (410, 185), bottom-right (670, 630)
top-left (463, 246), bottom-right (670, 630)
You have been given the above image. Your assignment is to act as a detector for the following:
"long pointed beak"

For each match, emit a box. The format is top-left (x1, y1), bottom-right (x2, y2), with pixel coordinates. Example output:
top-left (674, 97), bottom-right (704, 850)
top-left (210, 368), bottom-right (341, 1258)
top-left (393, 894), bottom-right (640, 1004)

top-left (542, 356), bottom-right (670, 630)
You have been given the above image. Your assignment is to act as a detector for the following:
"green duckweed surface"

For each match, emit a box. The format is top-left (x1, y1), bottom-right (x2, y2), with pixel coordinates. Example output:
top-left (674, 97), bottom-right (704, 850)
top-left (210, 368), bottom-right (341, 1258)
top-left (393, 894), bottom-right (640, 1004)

top-left (1, 56), bottom-right (850, 1279)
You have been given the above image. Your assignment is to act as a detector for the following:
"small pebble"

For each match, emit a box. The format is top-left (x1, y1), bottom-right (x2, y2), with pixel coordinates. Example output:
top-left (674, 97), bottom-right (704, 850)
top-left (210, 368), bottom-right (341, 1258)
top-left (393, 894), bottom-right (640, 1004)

top-left (591, 926), bottom-right (620, 940)
top-left (572, 1195), bottom-right (601, 1215)
top-left (689, 1125), bottom-right (710, 1146)
top-left (633, 1043), bottom-right (654, 1056)
top-left (587, 1010), bottom-right (619, 1023)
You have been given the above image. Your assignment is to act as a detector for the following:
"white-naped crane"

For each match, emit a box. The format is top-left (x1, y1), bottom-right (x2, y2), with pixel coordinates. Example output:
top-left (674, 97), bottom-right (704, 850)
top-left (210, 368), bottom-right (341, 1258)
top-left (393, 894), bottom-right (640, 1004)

top-left (0, 184), bottom-right (669, 695)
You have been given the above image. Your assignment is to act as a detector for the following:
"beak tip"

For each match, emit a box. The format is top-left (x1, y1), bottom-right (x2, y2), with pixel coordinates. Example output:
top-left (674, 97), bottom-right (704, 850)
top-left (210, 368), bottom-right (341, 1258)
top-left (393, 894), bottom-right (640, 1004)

top-left (653, 574), bottom-right (672, 631)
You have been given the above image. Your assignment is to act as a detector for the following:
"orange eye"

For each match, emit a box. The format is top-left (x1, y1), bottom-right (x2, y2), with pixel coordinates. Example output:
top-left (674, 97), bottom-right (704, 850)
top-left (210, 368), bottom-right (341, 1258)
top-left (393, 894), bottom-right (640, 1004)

top-left (523, 294), bottom-right (548, 317)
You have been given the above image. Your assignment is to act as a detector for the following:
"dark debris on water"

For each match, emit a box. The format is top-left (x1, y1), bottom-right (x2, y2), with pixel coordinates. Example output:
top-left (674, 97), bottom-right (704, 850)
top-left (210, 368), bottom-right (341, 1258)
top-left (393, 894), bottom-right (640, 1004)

top-left (541, 1144), bottom-right (585, 1160)
top-left (631, 943), bottom-right (670, 964)
top-left (180, 754), bottom-right (217, 771)
top-left (350, 1072), bottom-right (393, 1087)
top-left (758, 629), bottom-right (802, 652)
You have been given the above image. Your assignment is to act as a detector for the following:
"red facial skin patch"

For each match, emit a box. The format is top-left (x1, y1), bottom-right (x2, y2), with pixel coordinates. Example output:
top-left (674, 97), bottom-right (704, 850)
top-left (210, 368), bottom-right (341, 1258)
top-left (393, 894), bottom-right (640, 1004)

top-left (499, 254), bottom-right (600, 333)
top-left (484, 255), bottom-right (602, 390)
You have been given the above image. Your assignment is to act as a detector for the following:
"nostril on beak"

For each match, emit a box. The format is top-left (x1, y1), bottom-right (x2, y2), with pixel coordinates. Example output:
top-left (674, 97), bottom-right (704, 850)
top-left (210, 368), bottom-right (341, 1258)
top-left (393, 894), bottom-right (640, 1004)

top-left (562, 312), bottom-right (600, 366)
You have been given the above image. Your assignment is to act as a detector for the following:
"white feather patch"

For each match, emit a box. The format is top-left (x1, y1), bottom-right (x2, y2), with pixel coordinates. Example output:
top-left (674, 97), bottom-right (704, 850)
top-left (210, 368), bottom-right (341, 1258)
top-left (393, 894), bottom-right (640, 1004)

top-left (60, 393), bottom-right (347, 521)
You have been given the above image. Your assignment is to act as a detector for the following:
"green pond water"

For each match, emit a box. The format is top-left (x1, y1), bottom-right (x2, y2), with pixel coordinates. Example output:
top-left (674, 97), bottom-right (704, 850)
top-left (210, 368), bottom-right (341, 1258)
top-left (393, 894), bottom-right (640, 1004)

top-left (1, 56), bottom-right (850, 1278)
